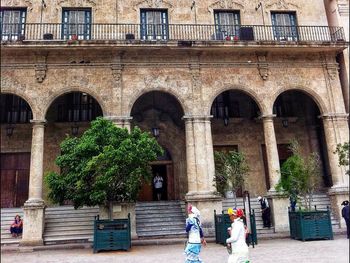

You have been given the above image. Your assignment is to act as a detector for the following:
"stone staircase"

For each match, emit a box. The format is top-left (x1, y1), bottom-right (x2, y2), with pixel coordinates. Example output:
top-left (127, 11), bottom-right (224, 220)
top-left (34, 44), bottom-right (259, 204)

top-left (135, 201), bottom-right (186, 238)
top-left (44, 206), bottom-right (99, 245)
top-left (1, 208), bottom-right (24, 245)
top-left (222, 197), bottom-right (275, 237)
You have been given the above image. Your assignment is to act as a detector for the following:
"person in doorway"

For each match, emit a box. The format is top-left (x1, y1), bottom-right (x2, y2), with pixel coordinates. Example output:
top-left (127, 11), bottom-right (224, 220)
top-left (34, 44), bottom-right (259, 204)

top-left (226, 208), bottom-right (250, 263)
top-left (153, 173), bottom-right (164, 201)
top-left (341, 200), bottom-right (349, 239)
top-left (10, 215), bottom-right (23, 238)
top-left (184, 204), bottom-right (206, 263)
top-left (257, 196), bottom-right (271, 228)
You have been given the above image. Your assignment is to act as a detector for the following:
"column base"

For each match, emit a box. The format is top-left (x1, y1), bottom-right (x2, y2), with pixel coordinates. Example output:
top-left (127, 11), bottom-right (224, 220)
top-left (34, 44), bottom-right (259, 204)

top-left (20, 199), bottom-right (46, 246)
top-left (266, 191), bottom-right (290, 233)
top-left (185, 191), bottom-right (222, 237)
top-left (328, 185), bottom-right (349, 229)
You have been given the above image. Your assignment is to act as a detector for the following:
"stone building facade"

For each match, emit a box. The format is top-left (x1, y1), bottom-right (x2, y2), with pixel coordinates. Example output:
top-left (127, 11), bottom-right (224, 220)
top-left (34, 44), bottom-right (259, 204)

top-left (1, 0), bottom-right (349, 245)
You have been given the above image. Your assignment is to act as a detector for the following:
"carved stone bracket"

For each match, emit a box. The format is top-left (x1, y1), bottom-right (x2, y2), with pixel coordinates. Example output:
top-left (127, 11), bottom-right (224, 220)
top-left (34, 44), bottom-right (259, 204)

top-left (133, 0), bottom-right (173, 11)
top-left (111, 64), bottom-right (123, 82)
top-left (35, 53), bottom-right (48, 83)
top-left (256, 53), bottom-right (269, 80)
top-left (326, 64), bottom-right (339, 81)
top-left (35, 64), bottom-right (47, 83)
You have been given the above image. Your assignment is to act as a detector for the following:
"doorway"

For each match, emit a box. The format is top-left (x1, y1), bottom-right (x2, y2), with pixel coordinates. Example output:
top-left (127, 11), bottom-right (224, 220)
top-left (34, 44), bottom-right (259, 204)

top-left (137, 162), bottom-right (174, 201)
top-left (1, 153), bottom-right (30, 208)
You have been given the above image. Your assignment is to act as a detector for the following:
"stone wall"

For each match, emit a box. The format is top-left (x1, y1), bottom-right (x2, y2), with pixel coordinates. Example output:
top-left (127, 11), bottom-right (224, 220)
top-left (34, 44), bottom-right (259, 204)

top-left (2, 0), bottom-right (329, 25)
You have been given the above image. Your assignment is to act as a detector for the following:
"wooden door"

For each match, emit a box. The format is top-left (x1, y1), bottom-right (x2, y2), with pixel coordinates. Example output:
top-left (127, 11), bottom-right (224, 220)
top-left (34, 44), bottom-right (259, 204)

top-left (0, 153), bottom-right (30, 208)
top-left (166, 164), bottom-right (174, 200)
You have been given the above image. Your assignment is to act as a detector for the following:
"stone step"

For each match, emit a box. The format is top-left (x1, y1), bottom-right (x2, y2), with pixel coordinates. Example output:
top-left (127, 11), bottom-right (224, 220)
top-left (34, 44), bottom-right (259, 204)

top-left (45, 225), bottom-right (93, 232)
top-left (44, 221), bottom-right (94, 227)
top-left (45, 209), bottom-right (99, 215)
top-left (45, 206), bottom-right (98, 211)
top-left (135, 210), bottom-right (183, 216)
top-left (44, 235), bottom-right (92, 245)
top-left (45, 212), bottom-right (99, 219)
top-left (136, 221), bottom-right (185, 228)
top-left (136, 214), bottom-right (184, 220)
top-left (44, 217), bottom-right (95, 223)
top-left (137, 230), bottom-right (187, 237)
top-left (44, 229), bottom-right (93, 238)
top-left (135, 224), bottom-right (184, 232)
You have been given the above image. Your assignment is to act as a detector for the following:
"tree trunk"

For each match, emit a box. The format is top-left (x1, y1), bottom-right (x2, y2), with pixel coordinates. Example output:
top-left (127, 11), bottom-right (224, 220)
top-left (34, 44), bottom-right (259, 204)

top-left (233, 191), bottom-right (237, 208)
top-left (108, 201), bottom-right (113, 220)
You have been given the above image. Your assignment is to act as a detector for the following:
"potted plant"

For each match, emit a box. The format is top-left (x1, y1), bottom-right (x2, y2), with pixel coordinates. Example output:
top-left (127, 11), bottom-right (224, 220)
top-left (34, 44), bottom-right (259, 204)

top-left (276, 139), bottom-right (333, 241)
top-left (45, 117), bottom-right (163, 251)
top-left (214, 150), bottom-right (249, 208)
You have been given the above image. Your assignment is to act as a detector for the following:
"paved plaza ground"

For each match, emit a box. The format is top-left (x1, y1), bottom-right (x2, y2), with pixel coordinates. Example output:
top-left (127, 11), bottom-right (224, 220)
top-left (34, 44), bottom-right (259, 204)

top-left (1, 236), bottom-right (349, 263)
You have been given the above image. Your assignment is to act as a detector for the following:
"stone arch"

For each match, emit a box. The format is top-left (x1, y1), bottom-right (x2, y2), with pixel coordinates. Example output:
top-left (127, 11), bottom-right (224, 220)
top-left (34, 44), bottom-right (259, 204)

top-left (206, 86), bottom-right (266, 115)
top-left (127, 88), bottom-right (187, 117)
top-left (0, 89), bottom-right (37, 119)
top-left (271, 86), bottom-right (328, 115)
top-left (43, 87), bottom-right (107, 118)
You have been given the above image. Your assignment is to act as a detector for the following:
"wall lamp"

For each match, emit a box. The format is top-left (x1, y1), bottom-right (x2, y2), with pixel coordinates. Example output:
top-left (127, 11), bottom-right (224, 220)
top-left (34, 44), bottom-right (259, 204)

top-left (6, 124), bottom-right (14, 137)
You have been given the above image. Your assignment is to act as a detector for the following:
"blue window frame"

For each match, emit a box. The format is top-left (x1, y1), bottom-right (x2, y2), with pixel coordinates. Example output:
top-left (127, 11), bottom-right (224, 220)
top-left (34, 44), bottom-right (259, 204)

top-left (0, 8), bottom-right (26, 41)
top-left (271, 12), bottom-right (298, 41)
top-left (214, 10), bottom-right (240, 40)
top-left (62, 8), bottom-right (91, 40)
top-left (140, 9), bottom-right (168, 40)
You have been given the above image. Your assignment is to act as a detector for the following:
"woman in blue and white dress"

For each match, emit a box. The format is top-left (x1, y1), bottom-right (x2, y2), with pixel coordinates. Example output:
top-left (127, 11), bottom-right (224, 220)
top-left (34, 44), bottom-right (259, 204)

top-left (184, 205), bottom-right (207, 263)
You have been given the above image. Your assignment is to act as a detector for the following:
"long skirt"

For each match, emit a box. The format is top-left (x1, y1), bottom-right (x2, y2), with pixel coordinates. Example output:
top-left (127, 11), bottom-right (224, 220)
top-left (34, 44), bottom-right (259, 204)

top-left (184, 243), bottom-right (202, 263)
top-left (10, 226), bottom-right (22, 235)
top-left (228, 249), bottom-right (249, 263)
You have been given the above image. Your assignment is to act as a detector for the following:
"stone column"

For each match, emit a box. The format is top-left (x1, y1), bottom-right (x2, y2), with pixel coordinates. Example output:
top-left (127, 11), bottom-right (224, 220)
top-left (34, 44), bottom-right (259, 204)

top-left (261, 114), bottom-right (289, 232)
top-left (20, 120), bottom-right (46, 246)
top-left (183, 115), bottom-right (222, 236)
top-left (105, 116), bottom-right (132, 132)
top-left (322, 114), bottom-right (349, 228)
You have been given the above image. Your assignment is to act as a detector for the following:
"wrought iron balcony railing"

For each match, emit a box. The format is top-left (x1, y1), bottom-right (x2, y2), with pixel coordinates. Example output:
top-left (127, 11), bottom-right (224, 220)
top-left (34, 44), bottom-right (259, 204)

top-left (0, 23), bottom-right (346, 44)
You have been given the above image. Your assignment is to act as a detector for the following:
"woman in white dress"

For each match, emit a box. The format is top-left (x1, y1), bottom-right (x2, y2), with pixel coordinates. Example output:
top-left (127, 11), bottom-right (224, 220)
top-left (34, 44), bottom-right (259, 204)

top-left (226, 208), bottom-right (249, 263)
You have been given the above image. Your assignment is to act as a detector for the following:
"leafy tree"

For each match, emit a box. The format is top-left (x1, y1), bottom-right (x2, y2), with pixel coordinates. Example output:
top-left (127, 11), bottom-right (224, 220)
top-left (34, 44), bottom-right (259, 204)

top-left (276, 140), bottom-right (321, 211)
top-left (334, 142), bottom-right (349, 175)
top-left (45, 117), bottom-right (163, 218)
top-left (214, 150), bottom-right (249, 207)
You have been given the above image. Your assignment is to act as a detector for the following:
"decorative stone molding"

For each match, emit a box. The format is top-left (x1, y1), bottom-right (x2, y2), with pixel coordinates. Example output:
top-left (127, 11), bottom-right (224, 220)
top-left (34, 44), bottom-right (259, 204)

top-left (208, 0), bottom-right (245, 12)
top-left (256, 52), bottom-right (269, 80)
top-left (133, 0), bottom-right (173, 11)
top-left (319, 113), bottom-right (349, 121)
top-left (3, 0), bottom-right (33, 11)
top-left (265, 0), bottom-right (299, 10)
top-left (56, 0), bottom-right (98, 12)
top-left (182, 115), bottom-right (213, 122)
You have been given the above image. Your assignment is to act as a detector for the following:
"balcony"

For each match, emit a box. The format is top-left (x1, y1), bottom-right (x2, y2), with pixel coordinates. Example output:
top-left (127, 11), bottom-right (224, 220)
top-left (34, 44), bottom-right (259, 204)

top-left (0, 23), bottom-right (347, 50)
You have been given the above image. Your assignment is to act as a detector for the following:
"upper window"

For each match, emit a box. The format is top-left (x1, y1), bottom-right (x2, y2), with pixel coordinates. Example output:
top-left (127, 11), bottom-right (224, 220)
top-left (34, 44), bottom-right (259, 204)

top-left (0, 94), bottom-right (32, 124)
top-left (140, 9), bottom-right (168, 40)
top-left (214, 10), bottom-right (240, 40)
top-left (271, 12), bottom-right (298, 41)
top-left (0, 9), bottom-right (26, 41)
top-left (62, 8), bottom-right (91, 40)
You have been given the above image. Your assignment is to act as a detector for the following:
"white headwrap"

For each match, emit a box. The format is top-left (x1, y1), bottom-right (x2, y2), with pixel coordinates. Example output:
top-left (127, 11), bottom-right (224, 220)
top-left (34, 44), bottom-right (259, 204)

top-left (191, 206), bottom-right (201, 218)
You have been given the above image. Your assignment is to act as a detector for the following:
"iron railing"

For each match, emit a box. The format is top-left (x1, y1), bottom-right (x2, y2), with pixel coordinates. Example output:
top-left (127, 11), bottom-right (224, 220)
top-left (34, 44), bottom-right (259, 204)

top-left (0, 23), bottom-right (346, 43)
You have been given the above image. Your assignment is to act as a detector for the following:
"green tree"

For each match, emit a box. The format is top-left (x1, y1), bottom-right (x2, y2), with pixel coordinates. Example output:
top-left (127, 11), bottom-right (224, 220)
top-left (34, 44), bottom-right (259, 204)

top-left (214, 150), bottom-right (249, 207)
top-left (45, 117), bottom-right (163, 218)
top-left (276, 140), bottom-right (321, 210)
top-left (334, 142), bottom-right (349, 175)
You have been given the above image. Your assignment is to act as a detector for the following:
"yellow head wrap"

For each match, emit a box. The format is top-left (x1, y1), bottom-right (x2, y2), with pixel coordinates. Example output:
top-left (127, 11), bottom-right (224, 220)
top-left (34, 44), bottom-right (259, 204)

top-left (227, 208), bottom-right (236, 215)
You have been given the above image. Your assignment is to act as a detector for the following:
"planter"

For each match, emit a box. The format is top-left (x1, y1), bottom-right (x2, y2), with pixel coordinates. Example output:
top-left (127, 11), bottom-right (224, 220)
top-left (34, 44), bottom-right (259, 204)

top-left (93, 213), bottom-right (131, 253)
top-left (288, 209), bottom-right (333, 241)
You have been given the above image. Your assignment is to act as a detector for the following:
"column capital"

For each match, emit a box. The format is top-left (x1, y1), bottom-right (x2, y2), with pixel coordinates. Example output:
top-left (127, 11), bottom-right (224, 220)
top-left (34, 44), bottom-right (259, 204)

top-left (318, 113), bottom-right (349, 121)
top-left (30, 119), bottom-right (46, 126)
top-left (182, 115), bottom-right (213, 122)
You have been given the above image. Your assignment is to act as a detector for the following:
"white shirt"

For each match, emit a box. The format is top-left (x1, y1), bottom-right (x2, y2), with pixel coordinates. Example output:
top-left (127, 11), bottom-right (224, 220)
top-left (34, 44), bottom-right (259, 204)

top-left (153, 176), bottom-right (163, 189)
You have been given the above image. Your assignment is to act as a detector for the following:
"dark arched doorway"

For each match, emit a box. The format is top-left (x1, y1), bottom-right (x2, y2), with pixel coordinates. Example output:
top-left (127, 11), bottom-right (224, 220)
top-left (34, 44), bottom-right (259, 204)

top-left (131, 91), bottom-right (185, 201)
top-left (1, 93), bottom-right (33, 207)
top-left (272, 90), bottom-right (331, 188)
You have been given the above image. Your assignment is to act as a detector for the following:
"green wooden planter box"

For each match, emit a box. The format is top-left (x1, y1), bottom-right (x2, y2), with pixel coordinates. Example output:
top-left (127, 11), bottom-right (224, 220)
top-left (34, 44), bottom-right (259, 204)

top-left (93, 213), bottom-right (131, 253)
top-left (288, 209), bottom-right (333, 241)
top-left (214, 209), bottom-right (257, 246)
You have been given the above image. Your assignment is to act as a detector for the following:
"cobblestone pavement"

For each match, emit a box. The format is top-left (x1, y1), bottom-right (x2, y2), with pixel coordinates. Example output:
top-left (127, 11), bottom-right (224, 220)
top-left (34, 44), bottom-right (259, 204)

top-left (1, 236), bottom-right (349, 263)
